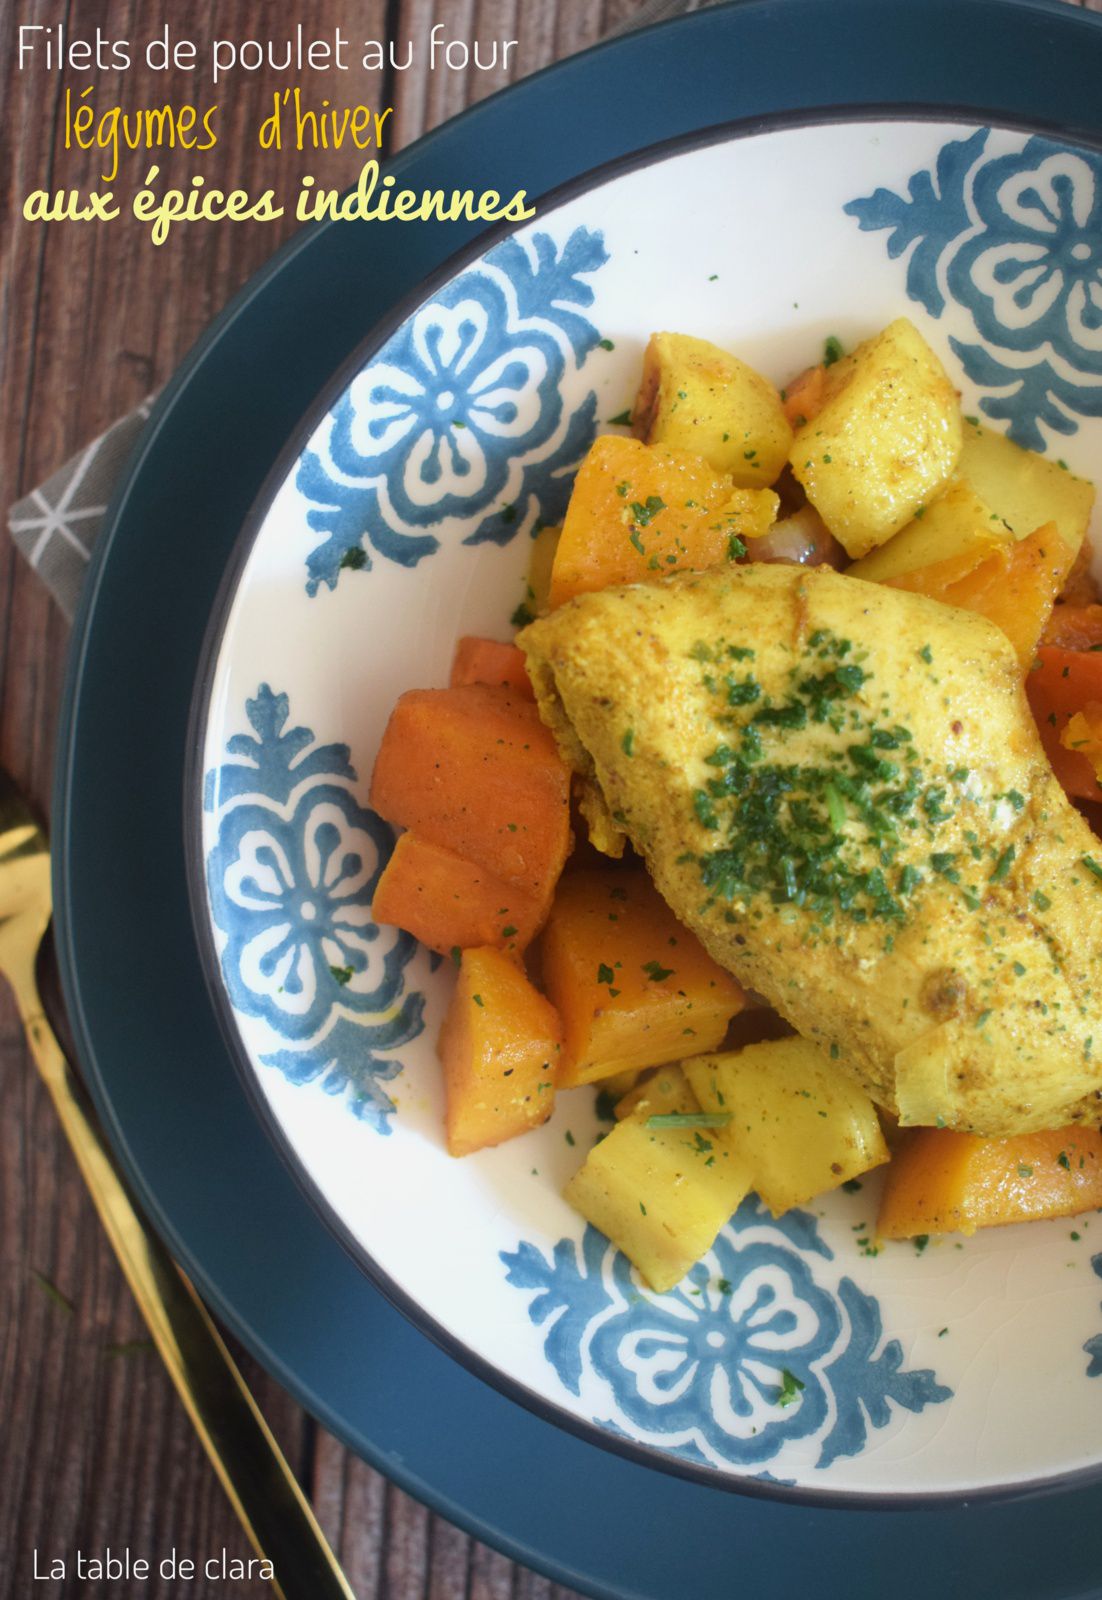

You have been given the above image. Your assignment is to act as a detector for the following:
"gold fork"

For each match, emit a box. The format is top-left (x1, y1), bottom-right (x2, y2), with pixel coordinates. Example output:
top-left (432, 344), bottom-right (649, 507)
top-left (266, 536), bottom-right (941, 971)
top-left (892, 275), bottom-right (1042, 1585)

top-left (0, 767), bottom-right (356, 1600)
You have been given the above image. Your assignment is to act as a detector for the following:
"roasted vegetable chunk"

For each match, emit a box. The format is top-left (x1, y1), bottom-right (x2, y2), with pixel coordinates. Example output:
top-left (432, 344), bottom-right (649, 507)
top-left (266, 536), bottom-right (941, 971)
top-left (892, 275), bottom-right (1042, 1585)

top-left (439, 947), bottom-right (561, 1156)
top-left (369, 684), bottom-right (571, 912)
top-left (564, 1078), bottom-right (753, 1291)
top-left (789, 318), bottom-right (962, 557)
top-left (958, 418), bottom-right (1095, 560)
top-left (549, 435), bottom-right (777, 609)
top-left (540, 864), bottom-right (747, 1087)
top-left (684, 1038), bottom-right (889, 1215)
top-left (633, 332), bottom-right (792, 487)
top-left (848, 478), bottom-right (1011, 586)
top-left (878, 1125), bottom-right (1102, 1237)
top-left (372, 833), bottom-right (545, 957)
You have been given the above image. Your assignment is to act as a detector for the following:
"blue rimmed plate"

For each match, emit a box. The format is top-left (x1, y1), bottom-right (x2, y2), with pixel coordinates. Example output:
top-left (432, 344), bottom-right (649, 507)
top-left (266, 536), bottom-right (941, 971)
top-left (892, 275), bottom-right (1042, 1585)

top-left (55, 0), bottom-right (1102, 1592)
top-left (191, 113), bottom-right (1102, 1502)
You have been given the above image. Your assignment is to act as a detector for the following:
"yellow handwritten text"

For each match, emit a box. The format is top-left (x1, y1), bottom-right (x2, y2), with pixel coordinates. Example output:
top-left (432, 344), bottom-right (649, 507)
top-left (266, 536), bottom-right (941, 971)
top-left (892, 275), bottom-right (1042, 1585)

top-left (295, 161), bottom-right (536, 225)
top-left (64, 85), bottom-right (219, 184)
top-left (258, 89), bottom-right (392, 152)
top-left (134, 165), bottom-right (283, 245)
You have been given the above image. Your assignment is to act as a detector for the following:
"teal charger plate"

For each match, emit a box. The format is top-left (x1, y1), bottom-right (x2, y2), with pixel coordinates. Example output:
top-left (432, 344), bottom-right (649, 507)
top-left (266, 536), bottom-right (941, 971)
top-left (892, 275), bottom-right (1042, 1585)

top-left (54, 0), bottom-right (1102, 1592)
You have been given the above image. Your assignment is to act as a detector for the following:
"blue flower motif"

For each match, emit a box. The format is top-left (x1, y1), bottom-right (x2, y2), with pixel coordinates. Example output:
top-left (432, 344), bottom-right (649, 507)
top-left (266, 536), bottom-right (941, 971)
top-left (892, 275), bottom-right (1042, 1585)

top-left (296, 226), bottom-right (609, 593)
top-left (208, 783), bottom-right (411, 1040)
top-left (502, 1198), bottom-right (950, 1473)
top-left (204, 685), bottom-right (423, 1132)
top-left (845, 130), bottom-right (1102, 450)
top-left (949, 143), bottom-right (1102, 369)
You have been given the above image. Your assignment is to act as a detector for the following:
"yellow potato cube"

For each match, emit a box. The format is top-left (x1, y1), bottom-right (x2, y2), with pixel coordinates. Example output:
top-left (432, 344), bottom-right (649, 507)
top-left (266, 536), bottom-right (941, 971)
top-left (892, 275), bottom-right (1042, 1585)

top-left (958, 418), bottom-right (1095, 559)
top-left (684, 1037), bottom-right (889, 1215)
top-left (565, 1098), bottom-right (753, 1292)
top-left (614, 1063), bottom-right (698, 1120)
top-left (633, 332), bottom-right (793, 488)
top-left (848, 478), bottom-right (1012, 585)
top-left (789, 318), bottom-right (963, 558)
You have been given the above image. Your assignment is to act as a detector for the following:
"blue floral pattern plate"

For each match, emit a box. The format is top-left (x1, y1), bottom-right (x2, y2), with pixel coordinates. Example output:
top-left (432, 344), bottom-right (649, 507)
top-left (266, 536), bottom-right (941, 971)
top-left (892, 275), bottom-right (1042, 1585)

top-left (195, 118), bottom-right (1102, 1502)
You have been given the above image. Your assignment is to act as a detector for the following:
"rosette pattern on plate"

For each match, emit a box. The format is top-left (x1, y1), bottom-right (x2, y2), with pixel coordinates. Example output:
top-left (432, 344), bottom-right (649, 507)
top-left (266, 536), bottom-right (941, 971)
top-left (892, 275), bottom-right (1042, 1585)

top-left (502, 1198), bottom-right (951, 1472)
top-left (205, 684), bottom-right (423, 1131)
top-left (296, 226), bottom-right (610, 593)
top-left (845, 129), bottom-right (1102, 450)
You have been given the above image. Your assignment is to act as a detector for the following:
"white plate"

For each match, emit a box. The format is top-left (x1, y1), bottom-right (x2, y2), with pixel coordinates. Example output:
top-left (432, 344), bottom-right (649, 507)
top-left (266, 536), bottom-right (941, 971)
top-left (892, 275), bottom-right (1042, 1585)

top-left (195, 117), bottom-right (1102, 1500)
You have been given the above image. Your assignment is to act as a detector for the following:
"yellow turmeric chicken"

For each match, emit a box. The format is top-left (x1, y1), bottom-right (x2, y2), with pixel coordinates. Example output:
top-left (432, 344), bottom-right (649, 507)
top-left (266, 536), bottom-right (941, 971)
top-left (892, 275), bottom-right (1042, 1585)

top-left (520, 562), bottom-right (1102, 1137)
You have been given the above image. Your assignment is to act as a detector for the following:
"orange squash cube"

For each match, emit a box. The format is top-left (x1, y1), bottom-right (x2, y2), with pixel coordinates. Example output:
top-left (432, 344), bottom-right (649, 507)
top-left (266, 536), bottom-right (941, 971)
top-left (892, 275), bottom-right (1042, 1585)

top-left (878, 1125), bottom-right (1102, 1239)
top-left (548, 436), bottom-right (777, 609)
top-left (885, 521), bottom-right (1070, 669)
top-left (540, 865), bottom-right (747, 1088)
top-left (449, 636), bottom-right (534, 698)
top-left (438, 947), bottom-right (561, 1157)
top-left (372, 832), bottom-right (546, 957)
top-left (369, 684), bottom-right (571, 909)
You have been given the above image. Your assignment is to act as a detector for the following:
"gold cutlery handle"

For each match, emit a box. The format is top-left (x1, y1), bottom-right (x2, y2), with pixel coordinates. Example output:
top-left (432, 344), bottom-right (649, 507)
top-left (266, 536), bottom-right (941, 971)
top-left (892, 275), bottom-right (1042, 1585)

top-left (18, 968), bottom-right (356, 1600)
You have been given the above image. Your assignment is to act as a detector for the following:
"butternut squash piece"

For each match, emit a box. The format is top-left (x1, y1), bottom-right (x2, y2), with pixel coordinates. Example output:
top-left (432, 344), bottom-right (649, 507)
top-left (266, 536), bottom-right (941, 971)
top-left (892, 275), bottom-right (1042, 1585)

top-left (885, 522), bottom-right (1069, 669)
top-left (369, 684), bottom-right (571, 909)
top-left (372, 832), bottom-right (545, 957)
top-left (1026, 647), bottom-right (1102, 802)
top-left (684, 1038), bottom-right (889, 1215)
top-left (438, 947), bottom-right (561, 1157)
top-left (540, 865), bottom-right (747, 1087)
top-left (632, 332), bottom-right (792, 486)
top-left (450, 636), bottom-right (534, 698)
top-left (1062, 705), bottom-right (1102, 783)
top-left (878, 1125), bottom-right (1102, 1238)
top-left (548, 435), bottom-right (777, 609)
top-left (564, 1084), bottom-right (753, 1291)
top-left (1043, 604), bottom-right (1102, 650)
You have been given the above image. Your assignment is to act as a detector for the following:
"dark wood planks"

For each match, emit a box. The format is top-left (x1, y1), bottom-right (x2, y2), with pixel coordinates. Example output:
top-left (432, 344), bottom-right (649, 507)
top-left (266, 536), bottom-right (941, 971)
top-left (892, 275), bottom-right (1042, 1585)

top-left (1, 0), bottom-right (1098, 1595)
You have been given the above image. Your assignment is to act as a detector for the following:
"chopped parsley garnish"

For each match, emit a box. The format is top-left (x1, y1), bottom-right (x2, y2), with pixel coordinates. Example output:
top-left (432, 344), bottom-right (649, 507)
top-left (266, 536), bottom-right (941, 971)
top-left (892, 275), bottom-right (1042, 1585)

top-left (629, 495), bottom-right (666, 526)
top-left (608, 409), bottom-right (632, 426)
top-left (330, 964), bottom-right (354, 986)
top-left (642, 960), bottom-right (675, 982)
top-left (823, 335), bottom-right (844, 367)
top-left (776, 1369), bottom-right (805, 1407)
top-left (597, 963), bottom-right (615, 985)
top-left (339, 546), bottom-right (367, 570)
top-left (472, 993), bottom-right (484, 1007)
top-left (621, 728), bottom-right (635, 757)
top-left (1083, 855), bottom-right (1102, 882)
top-left (511, 602), bottom-right (535, 628)
top-left (1057, 1150), bottom-right (1071, 1171)
top-left (989, 844), bottom-right (1016, 883)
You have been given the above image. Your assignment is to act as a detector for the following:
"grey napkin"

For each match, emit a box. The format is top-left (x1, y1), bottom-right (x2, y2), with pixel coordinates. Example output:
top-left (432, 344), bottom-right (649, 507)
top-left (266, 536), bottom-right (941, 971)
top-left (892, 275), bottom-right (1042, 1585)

top-left (6, 0), bottom-right (713, 618)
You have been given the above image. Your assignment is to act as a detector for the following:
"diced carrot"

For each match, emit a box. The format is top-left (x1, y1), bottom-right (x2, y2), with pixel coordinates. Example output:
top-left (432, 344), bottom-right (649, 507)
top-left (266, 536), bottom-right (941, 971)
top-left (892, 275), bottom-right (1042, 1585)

top-left (548, 435), bottom-right (777, 609)
top-left (1042, 604), bottom-right (1102, 651)
top-left (450, 636), bottom-right (534, 699)
top-left (878, 1125), bottom-right (1102, 1238)
top-left (438, 947), bottom-right (561, 1156)
top-left (540, 864), bottom-right (747, 1087)
top-left (1026, 647), bottom-right (1102, 803)
top-left (372, 832), bottom-right (546, 957)
top-left (1059, 533), bottom-right (1099, 606)
top-left (369, 684), bottom-right (572, 908)
top-left (886, 522), bottom-right (1069, 668)
top-left (781, 364), bottom-right (827, 428)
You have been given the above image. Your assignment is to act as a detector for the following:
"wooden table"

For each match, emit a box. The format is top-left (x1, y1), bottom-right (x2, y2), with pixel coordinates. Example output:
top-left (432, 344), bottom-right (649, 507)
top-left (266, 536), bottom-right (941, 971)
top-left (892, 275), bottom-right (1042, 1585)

top-left (2, 1), bottom-right (1098, 1594)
